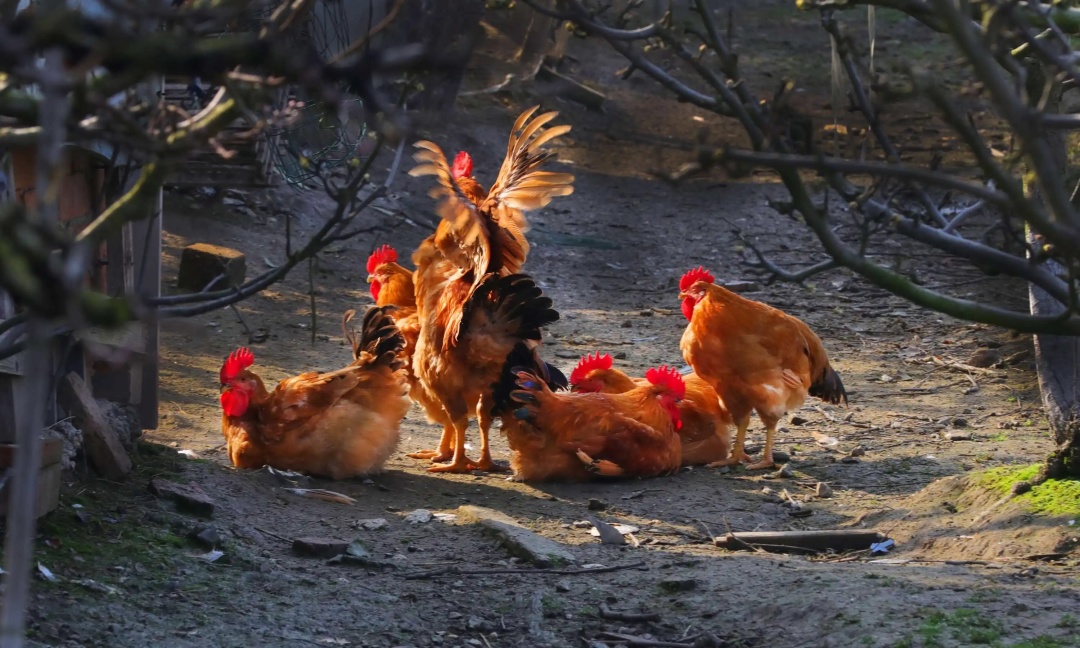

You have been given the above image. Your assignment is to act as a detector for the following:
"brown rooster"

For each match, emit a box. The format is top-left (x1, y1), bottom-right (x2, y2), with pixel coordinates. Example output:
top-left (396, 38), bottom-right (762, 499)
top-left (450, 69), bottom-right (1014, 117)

top-left (568, 352), bottom-right (735, 467)
top-left (219, 306), bottom-right (410, 479)
top-left (678, 267), bottom-right (848, 470)
top-left (491, 344), bottom-right (684, 482)
top-left (406, 106), bottom-right (574, 472)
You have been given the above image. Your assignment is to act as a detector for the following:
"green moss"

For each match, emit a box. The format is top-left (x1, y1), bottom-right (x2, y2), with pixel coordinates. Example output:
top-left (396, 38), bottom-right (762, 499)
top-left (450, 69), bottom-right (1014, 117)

top-left (971, 465), bottom-right (1080, 516)
top-left (920, 609), bottom-right (1003, 646)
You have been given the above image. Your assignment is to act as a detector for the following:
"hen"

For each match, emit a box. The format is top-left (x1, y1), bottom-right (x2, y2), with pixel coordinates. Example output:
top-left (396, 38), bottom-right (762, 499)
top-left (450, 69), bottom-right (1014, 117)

top-left (569, 352), bottom-right (733, 467)
top-left (678, 267), bottom-right (847, 470)
top-left (407, 107), bottom-right (574, 472)
top-left (491, 345), bottom-right (684, 482)
top-left (366, 244), bottom-right (459, 461)
top-left (219, 306), bottom-right (410, 479)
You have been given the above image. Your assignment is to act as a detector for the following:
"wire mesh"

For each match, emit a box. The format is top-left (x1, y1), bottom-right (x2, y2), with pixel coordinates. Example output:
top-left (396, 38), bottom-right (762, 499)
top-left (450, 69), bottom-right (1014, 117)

top-left (265, 97), bottom-right (368, 188)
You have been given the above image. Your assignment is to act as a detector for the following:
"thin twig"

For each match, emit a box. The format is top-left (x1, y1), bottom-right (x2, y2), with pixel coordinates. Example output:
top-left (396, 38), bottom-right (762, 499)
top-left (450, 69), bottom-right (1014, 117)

top-left (402, 560), bottom-right (648, 580)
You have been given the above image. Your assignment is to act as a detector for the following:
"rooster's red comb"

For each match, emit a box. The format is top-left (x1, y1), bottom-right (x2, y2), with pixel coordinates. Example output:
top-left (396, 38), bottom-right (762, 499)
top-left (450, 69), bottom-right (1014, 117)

top-left (220, 347), bottom-right (254, 384)
top-left (679, 266), bottom-right (715, 291)
top-left (366, 244), bottom-right (398, 274)
top-left (451, 151), bottom-right (473, 180)
top-left (645, 365), bottom-right (686, 400)
top-left (570, 352), bottom-right (613, 386)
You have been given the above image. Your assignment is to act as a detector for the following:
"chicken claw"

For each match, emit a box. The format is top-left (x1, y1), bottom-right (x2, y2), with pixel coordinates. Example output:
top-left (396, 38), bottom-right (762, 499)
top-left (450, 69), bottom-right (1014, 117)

top-left (743, 457), bottom-right (775, 471)
top-left (407, 449), bottom-right (454, 462)
top-left (474, 457), bottom-right (511, 473)
top-left (427, 457), bottom-right (481, 473)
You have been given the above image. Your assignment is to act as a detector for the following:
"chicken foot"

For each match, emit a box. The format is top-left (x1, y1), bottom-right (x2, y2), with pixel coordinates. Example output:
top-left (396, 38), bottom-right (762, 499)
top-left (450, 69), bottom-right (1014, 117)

top-left (706, 419), bottom-right (754, 468)
top-left (428, 418), bottom-right (480, 473)
top-left (406, 425), bottom-right (455, 462)
top-left (743, 421), bottom-right (776, 471)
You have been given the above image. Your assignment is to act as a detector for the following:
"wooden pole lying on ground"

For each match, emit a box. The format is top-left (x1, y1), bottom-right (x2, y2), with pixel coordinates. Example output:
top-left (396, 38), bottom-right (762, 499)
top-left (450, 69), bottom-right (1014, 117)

top-left (713, 529), bottom-right (886, 554)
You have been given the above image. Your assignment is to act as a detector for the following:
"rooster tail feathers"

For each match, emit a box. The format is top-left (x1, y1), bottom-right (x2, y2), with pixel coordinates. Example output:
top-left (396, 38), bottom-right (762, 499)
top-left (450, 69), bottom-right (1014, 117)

top-left (451, 273), bottom-right (560, 348)
top-left (490, 341), bottom-right (565, 417)
top-left (350, 305), bottom-right (405, 370)
top-left (809, 364), bottom-right (848, 406)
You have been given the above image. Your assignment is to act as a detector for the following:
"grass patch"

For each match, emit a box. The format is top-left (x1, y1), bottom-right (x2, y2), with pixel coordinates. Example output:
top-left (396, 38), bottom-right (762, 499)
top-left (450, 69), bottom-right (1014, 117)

top-left (920, 609), bottom-right (1003, 646)
top-left (971, 465), bottom-right (1080, 516)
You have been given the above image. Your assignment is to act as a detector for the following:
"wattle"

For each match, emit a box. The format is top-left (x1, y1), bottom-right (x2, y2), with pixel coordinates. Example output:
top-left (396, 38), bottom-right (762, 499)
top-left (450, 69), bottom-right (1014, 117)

top-left (681, 298), bottom-right (696, 321)
top-left (370, 280), bottom-right (382, 301)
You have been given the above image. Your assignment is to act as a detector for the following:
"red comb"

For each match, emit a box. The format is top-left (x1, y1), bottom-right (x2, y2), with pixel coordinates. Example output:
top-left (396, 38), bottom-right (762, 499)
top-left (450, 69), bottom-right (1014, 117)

top-left (451, 151), bottom-right (473, 180)
top-left (366, 244), bottom-right (398, 274)
top-left (645, 365), bottom-right (686, 400)
top-left (570, 352), bottom-right (613, 386)
top-left (220, 347), bottom-right (254, 384)
top-left (679, 266), bottom-right (715, 291)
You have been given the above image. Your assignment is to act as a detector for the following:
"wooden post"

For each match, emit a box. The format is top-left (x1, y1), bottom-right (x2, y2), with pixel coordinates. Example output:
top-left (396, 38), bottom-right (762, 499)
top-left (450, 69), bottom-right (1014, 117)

top-left (0, 292), bottom-right (22, 445)
top-left (131, 193), bottom-right (161, 430)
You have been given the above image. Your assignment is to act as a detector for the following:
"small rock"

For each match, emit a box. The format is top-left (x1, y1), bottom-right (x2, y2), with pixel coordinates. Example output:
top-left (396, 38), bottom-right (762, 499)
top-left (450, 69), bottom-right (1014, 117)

top-left (772, 451), bottom-right (791, 464)
top-left (620, 320), bottom-right (632, 328)
top-left (292, 537), bottom-right (349, 558)
top-left (189, 526), bottom-right (221, 548)
top-left (466, 616), bottom-right (494, 632)
top-left (587, 498), bottom-right (607, 511)
top-left (588, 519), bottom-right (627, 545)
top-left (840, 456), bottom-right (861, 464)
top-left (815, 482), bottom-right (834, 498)
top-left (788, 508), bottom-right (814, 518)
top-left (658, 577), bottom-right (697, 593)
top-left (848, 446), bottom-right (866, 457)
top-left (404, 509), bottom-right (432, 524)
top-left (355, 518), bottom-right (390, 531)
top-left (572, 520), bottom-right (593, 529)
top-left (149, 479), bottom-right (215, 517)
top-left (765, 464), bottom-right (793, 479)
top-left (555, 580), bottom-right (571, 593)
top-left (951, 417), bottom-right (969, 428)
top-left (968, 348), bottom-right (1001, 368)
top-left (613, 352), bottom-right (627, 360)
top-left (790, 415), bottom-right (809, 426)
top-left (720, 280), bottom-right (761, 292)
top-left (455, 505), bottom-right (577, 567)
top-left (945, 431), bottom-right (972, 441)
top-left (448, 611), bottom-right (463, 620)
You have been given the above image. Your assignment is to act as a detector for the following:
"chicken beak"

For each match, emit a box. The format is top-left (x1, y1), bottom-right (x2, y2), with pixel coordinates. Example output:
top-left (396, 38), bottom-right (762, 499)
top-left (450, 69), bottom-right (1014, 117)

top-left (677, 291), bottom-right (689, 300)
top-left (365, 274), bottom-right (375, 284)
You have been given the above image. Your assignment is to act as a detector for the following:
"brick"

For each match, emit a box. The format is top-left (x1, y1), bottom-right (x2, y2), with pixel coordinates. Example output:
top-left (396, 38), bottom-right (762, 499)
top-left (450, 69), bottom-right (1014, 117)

top-left (177, 242), bottom-right (246, 292)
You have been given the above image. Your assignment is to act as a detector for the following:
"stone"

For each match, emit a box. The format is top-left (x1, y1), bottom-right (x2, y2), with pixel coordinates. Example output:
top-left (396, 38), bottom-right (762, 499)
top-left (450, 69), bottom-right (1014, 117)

top-left (292, 537), bottom-right (349, 558)
top-left (149, 479), bottom-right (215, 517)
top-left (177, 242), bottom-right (246, 292)
top-left (587, 498), bottom-right (607, 511)
top-left (404, 509), bottom-right (433, 524)
top-left (189, 526), bottom-right (221, 548)
top-left (57, 372), bottom-right (131, 479)
top-left (355, 518), bottom-right (390, 531)
top-left (658, 577), bottom-right (697, 593)
top-left (455, 505), bottom-right (577, 567)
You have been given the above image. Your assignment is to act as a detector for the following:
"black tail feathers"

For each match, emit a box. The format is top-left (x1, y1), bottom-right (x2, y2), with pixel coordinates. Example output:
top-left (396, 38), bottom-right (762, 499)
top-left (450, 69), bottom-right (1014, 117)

top-left (343, 305), bottom-right (405, 370)
top-left (464, 273), bottom-right (560, 343)
top-left (809, 365), bottom-right (848, 406)
top-left (490, 341), bottom-right (567, 417)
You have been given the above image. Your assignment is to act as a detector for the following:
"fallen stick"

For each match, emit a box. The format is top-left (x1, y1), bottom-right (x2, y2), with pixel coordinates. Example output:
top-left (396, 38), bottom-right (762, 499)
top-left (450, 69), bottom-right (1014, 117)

top-left (713, 529), bottom-right (884, 553)
top-left (598, 603), bottom-right (661, 623)
top-left (401, 560), bottom-right (647, 580)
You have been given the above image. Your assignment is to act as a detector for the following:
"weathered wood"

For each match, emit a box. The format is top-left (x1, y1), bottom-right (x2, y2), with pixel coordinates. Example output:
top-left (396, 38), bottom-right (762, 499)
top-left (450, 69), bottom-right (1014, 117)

top-left (537, 65), bottom-right (607, 111)
top-left (0, 291), bottom-right (20, 444)
top-left (178, 242), bottom-right (247, 292)
top-left (132, 200), bottom-right (161, 430)
top-left (456, 505), bottom-right (577, 567)
top-left (56, 371), bottom-right (132, 479)
top-left (713, 529), bottom-right (885, 553)
top-left (0, 438), bottom-right (63, 519)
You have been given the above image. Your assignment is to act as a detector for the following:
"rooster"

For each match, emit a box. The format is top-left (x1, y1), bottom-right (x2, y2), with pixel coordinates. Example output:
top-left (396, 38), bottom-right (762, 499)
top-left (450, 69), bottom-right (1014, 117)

top-left (678, 267), bottom-right (848, 470)
top-left (366, 244), bottom-right (460, 462)
top-left (219, 306), bottom-right (410, 479)
top-left (490, 344), bottom-right (683, 482)
top-left (407, 106), bottom-right (574, 472)
top-left (569, 352), bottom-right (735, 467)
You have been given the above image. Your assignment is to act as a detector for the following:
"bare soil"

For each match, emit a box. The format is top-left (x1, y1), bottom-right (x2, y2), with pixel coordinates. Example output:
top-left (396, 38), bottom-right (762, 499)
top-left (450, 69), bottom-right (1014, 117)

top-left (20, 3), bottom-right (1080, 648)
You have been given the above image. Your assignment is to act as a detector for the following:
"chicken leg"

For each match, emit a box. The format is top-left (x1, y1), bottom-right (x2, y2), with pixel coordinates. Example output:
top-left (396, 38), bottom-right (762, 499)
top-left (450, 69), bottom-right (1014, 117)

top-left (428, 418), bottom-right (480, 473)
top-left (475, 396), bottom-right (509, 473)
top-left (706, 418), bottom-right (753, 468)
top-left (744, 415), bottom-right (778, 471)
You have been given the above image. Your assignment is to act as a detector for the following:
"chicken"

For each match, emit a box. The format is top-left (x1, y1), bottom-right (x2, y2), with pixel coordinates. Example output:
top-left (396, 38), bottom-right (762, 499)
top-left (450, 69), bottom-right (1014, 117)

top-left (678, 266), bottom-right (848, 470)
top-left (406, 107), bottom-right (574, 472)
top-left (490, 344), bottom-right (684, 482)
top-left (568, 352), bottom-right (733, 467)
top-left (219, 306), bottom-right (410, 479)
top-left (366, 244), bottom-right (460, 461)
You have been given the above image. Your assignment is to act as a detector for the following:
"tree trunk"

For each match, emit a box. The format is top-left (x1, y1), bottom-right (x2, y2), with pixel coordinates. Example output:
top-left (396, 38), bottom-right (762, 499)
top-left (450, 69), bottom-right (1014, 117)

top-left (1025, 70), bottom-right (1080, 480)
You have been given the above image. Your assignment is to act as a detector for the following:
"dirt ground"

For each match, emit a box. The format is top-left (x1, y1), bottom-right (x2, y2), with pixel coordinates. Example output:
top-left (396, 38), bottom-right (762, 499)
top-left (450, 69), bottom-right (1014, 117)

top-left (20, 2), bottom-right (1080, 647)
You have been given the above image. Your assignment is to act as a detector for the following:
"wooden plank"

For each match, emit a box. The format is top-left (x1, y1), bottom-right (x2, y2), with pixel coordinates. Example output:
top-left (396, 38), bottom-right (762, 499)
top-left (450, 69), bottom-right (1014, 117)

top-left (131, 191), bottom-right (161, 430)
top-left (0, 290), bottom-right (20, 443)
top-left (57, 371), bottom-right (132, 478)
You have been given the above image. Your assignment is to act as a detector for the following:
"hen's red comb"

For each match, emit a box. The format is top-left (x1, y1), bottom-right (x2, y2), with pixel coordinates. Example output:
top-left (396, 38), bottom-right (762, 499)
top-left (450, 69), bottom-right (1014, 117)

top-left (451, 151), bottom-right (473, 180)
top-left (645, 365), bottom-right (686, 401)
top-left (366, 244), bottom-right (398, 274)
top-left (570, 352), bottom-right (613, 386)
top-left (220, 347), bottom-right (254, 384)
top-left (679, 266), bottom-right (715, 291)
